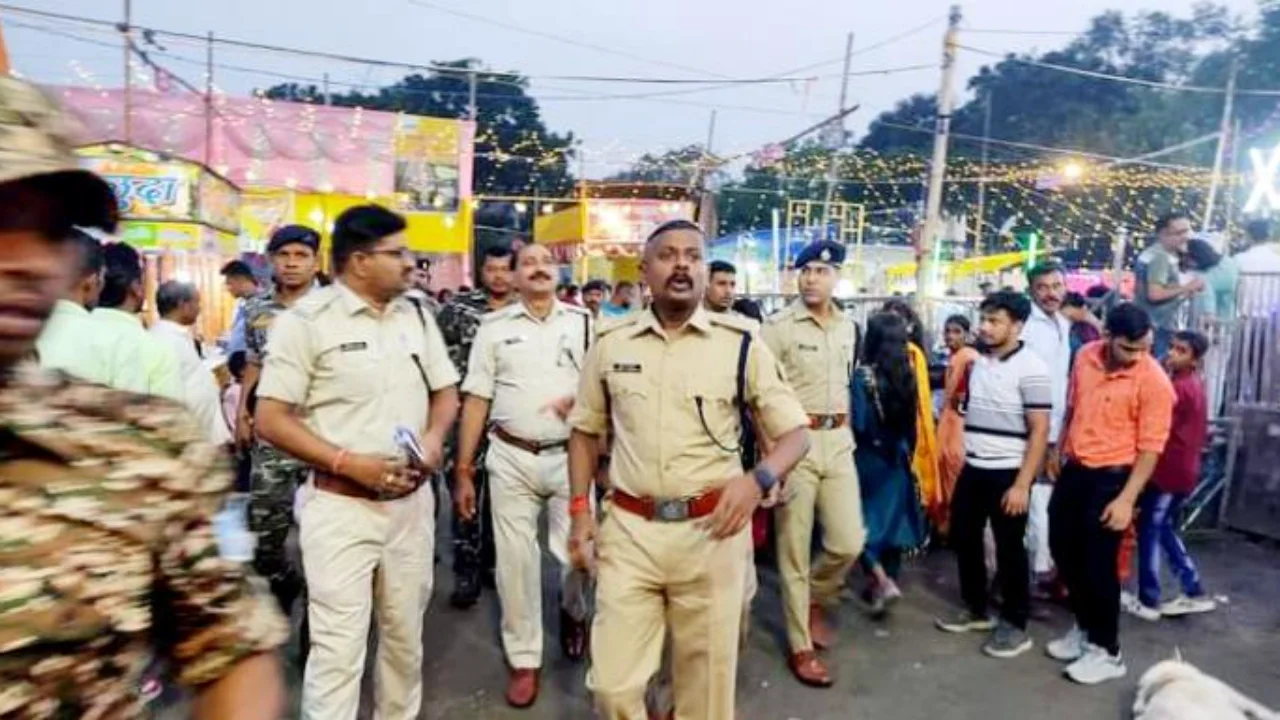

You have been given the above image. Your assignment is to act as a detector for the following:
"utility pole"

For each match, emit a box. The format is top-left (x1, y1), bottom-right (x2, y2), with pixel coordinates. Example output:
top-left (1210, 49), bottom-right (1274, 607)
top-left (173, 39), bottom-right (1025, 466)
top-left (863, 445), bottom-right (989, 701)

top-left (917, 5), bottom-right (961, 307)
top-left (323, 72), bottom-right (331, 105)
top-left (0, 9), bottom-right (12, 74)
top-left (467, 68), bottom-right (478, 121)
top-left (204, 31), bottom-right (214, 166)
top-left (121, 0), bottom-right (133, 144)
top-left (1202, 57), bottom-right (1238, 232)
top-left (696, 110), bottom-right (720, 234)
top-left (822, 32), bottom-right (855, 229)
top-left (974, 89), bottom-right (993, 255)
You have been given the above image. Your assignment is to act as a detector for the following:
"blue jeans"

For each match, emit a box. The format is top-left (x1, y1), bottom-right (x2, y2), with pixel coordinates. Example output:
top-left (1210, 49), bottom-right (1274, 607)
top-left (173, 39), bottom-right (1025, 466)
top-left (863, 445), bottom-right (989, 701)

top-left (1136, 490), bottom-right (1204, 609)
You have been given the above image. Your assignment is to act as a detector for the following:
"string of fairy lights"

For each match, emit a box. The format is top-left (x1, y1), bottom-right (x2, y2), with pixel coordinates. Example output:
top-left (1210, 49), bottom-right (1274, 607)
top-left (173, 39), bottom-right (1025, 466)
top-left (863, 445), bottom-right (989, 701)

top-left (4, 5), bottom-right (1261, 266)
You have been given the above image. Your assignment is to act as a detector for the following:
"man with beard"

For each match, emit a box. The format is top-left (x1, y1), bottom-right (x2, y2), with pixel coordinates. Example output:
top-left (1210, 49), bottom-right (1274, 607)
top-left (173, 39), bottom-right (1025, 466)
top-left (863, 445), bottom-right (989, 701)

top-left (455, 243), bottom-right (593, 707)
top-left (1020, 262), bottom-right (1073, 595)
top-left (256, 205), bottom-right (460, 719)
top-left (567, 219), bottom-right (809, 718)
top-left (1046, 303), bottom-right (1173, 686)
top-left (439, 245), bottom-right (517, 607)
top-left (582, 279), bottom-right (609, 317)
top-left (762, 239), bottom-right (866, 688)
top-left (235, 225), bottom-right (321, 627)
top-left (0, 73), bottom-right (286, 719)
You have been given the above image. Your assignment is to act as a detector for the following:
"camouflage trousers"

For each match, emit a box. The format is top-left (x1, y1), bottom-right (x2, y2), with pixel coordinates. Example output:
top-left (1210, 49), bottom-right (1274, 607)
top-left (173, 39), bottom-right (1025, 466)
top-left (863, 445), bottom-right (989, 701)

top-left (448, 439), bottom-right (496, 581)
top-left (249, 443), bottom-right (309, 614)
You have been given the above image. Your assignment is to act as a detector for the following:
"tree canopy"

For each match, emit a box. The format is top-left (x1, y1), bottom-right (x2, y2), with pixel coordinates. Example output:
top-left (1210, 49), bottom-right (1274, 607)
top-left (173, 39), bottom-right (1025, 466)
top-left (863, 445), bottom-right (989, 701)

top-left (262, 59), bottom-right (576, 197)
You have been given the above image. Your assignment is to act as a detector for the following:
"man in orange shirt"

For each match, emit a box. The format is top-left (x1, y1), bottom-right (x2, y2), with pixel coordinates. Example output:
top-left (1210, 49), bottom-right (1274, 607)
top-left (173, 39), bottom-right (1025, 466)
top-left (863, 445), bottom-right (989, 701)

top-left (1045, 303), bottom-right (1174, 686)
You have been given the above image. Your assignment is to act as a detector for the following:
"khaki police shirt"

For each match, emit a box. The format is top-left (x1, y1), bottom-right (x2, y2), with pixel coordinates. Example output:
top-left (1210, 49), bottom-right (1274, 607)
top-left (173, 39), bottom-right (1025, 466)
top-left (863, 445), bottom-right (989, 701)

top-left (463, 299), bottom-right (593, 443)
top-left (568, 306), bottom-right (807, 500)
top-left (762, 300), bottom-right (856, 415)
top-left (257, 282), bottom-right (460, 457)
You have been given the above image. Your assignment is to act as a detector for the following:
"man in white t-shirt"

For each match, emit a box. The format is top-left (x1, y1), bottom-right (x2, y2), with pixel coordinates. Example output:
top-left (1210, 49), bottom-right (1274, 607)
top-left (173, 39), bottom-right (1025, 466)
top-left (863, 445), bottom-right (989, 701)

top-left (936, 290), bottom-right (1051, 660)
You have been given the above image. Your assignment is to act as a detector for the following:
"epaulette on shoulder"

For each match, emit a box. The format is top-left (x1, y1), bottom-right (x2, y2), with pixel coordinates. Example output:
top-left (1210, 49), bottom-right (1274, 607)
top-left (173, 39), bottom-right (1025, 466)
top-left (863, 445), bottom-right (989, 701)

top-left (292, 285), bottom-right (339, 320)
top-left (563, 303), bottom-right (590, 316)
top-left (595, 313), bottom-right (638, 338)
top-left (480, 303), bottom-right (519, 325)
top-left (708, 311), bottom-right (756, 336)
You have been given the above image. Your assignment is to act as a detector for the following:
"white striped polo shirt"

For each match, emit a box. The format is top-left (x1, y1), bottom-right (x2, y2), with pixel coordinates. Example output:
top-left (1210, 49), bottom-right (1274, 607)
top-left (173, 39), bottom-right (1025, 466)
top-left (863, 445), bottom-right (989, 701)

top-left (963, 342), bottom-right (1053, 470)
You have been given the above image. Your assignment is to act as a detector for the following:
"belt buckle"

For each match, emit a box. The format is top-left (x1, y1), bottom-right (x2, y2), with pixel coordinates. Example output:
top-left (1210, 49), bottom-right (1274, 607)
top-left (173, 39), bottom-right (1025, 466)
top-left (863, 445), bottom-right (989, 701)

top-left (652, 498), bottom-right (690, 522)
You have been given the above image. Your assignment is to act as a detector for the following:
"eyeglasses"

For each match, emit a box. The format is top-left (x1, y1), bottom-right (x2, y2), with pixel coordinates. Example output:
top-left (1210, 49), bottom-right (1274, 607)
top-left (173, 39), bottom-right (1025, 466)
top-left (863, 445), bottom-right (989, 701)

top-left (361, 247), bottom-right (412, 261)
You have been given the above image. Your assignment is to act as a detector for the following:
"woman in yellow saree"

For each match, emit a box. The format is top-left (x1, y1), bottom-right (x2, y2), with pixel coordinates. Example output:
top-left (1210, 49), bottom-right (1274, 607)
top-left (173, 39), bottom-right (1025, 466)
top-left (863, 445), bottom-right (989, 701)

top-left (882, 300), bottom-right (942, 531)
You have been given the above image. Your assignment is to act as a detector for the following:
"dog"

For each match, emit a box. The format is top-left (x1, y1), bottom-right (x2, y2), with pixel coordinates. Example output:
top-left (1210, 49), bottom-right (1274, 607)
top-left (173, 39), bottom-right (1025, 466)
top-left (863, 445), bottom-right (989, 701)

top-left (1134, 652), bottom-right (1279, 720)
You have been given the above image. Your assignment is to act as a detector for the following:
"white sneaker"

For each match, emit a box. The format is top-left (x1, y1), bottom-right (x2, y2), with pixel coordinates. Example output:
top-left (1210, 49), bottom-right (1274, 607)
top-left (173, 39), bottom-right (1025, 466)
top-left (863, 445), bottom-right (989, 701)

top-left (1121, 592), bottom-right (1161, 622)
top-left (1064, 645), bottom-right (1127, 685)
top-left (1159, 595), bottom-right (1217, 617)
top-left (1046, 625), bottom-right (1086, 662)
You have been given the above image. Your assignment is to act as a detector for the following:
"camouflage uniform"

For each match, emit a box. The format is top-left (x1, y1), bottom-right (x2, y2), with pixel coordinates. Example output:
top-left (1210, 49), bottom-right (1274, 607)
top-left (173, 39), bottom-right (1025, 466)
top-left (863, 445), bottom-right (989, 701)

top-left (243, 286), bottom-right (311, 613)
top-left (0, 363), bottom-right (287, 718)
top-left (436, 288), bottom-right (511, 603)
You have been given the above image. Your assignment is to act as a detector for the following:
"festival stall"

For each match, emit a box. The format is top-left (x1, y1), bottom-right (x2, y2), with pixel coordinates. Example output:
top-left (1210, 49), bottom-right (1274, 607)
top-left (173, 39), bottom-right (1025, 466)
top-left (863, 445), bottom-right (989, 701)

top-left (58, 86), bottom-right (476, 290)
top-left (534, 182), bottom-right (697, 284)
top-left (881, 250), bottom-right (1049, 295)
top-left (77, 143), bottom-right (241, 340)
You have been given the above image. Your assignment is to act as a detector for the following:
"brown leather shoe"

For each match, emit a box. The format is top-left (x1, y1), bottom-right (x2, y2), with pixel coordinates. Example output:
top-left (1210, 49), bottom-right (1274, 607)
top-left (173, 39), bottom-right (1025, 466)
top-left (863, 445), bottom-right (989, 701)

top-left (560, 608), bottom-right (588, 662)
top-left (506, 668), bottom-right (539, 708)
top-left (788, 650), bottom-right (834, 688)
top-left (809, 603), bottom-right (834, 650)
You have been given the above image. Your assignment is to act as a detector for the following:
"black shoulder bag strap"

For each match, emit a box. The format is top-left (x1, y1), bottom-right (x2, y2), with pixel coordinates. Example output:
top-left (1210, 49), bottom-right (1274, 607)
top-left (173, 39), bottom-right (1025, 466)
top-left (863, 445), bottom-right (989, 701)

top-left (735, 331), bottom-right (751, 409)
top-left (407, 296), bottom-right (432, 392)
top-left (583, 312), bottom-right (591, 353)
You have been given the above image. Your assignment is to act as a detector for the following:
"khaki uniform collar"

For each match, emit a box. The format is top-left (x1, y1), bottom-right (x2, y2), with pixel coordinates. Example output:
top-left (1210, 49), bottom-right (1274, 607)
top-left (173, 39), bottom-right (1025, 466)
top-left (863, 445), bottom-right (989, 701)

top-left (628, 304), bottom-right (712, 339)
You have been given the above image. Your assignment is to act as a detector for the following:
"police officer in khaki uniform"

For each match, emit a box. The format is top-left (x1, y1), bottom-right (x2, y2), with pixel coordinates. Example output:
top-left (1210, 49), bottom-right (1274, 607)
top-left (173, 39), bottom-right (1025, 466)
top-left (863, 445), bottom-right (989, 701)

top-left (762, 239), bottom-right (866, 688)
top-left (256, 205), bottom-right (460, 720)
top-left (456, 243), bottom-right (593, 707)
top-left (567, 219), bottom-right (811, 719)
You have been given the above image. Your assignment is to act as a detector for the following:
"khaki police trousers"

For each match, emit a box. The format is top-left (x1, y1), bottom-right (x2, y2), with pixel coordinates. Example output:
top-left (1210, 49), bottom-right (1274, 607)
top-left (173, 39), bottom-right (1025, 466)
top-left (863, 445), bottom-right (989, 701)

top-left (486, 434), bottom-right (573, 669)
top-left (589, 506), bottom-right (751, 720)
top-left (298, 483), bottom-right (434, 720)
top-left (775, 427), bottom-right (866, 652)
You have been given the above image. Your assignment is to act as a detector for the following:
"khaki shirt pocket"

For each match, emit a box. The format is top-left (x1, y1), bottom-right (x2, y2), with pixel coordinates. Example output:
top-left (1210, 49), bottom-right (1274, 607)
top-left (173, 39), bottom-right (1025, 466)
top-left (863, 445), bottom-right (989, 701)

top-left (685, 372), bottom-right (741, 455)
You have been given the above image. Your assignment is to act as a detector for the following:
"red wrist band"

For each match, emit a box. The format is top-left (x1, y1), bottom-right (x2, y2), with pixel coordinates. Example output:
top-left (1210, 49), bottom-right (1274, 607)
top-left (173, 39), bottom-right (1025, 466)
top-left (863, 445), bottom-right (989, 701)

top-left (569, 494), bottom-right (591, 516)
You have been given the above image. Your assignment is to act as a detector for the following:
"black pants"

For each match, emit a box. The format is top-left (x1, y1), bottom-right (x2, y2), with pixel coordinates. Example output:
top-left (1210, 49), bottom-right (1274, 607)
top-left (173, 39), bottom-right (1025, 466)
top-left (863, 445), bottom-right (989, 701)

top-left (952, 464), bottom-right (1030, 629)
top-left (1049, 462), bottom-right (1128, 655)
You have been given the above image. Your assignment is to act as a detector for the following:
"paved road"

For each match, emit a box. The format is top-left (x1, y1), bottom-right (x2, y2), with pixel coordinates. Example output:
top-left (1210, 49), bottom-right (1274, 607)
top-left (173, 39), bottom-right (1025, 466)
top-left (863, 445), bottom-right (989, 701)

top-left (396, 531), bottom-right (1279, 720)
top-left (175, 529), bottom-right (1275, 720)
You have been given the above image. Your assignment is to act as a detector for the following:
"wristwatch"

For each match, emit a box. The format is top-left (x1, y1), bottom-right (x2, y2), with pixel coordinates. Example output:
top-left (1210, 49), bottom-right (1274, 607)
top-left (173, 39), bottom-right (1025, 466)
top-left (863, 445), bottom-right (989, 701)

top-left (751, 466), bottom-right (778, 494)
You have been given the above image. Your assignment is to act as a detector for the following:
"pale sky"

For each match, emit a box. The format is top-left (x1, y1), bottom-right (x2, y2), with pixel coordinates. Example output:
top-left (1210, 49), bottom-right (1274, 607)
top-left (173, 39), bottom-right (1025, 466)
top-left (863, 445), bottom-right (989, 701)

top-left (4, 0), bottom-right (1259, 176)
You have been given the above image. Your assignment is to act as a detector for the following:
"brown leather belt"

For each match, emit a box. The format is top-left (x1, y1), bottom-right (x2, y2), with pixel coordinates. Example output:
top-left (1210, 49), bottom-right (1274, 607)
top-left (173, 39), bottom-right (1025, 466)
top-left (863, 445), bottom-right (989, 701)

top-left (314, 471), bottom-right (417, 502)
top-left (492, 425), bottom-right (568, 455)
top-left (610, 487), bottom-right (723, 522)
top-left (808, 413), bottom-right (848, 430)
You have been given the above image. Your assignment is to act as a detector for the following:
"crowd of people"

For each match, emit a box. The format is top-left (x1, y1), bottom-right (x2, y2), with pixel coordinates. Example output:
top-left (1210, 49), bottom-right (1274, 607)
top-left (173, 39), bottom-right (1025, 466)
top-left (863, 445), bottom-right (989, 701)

top-left (0, 74), bottom-right (1229, 720)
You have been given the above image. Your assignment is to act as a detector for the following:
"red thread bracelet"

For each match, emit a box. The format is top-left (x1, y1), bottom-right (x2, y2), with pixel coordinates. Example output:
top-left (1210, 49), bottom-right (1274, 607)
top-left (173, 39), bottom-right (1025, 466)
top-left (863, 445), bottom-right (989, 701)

top-left (569, 494), bottom-right (590, 516)
top-left (331, 449), bottom-right (349, 476)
